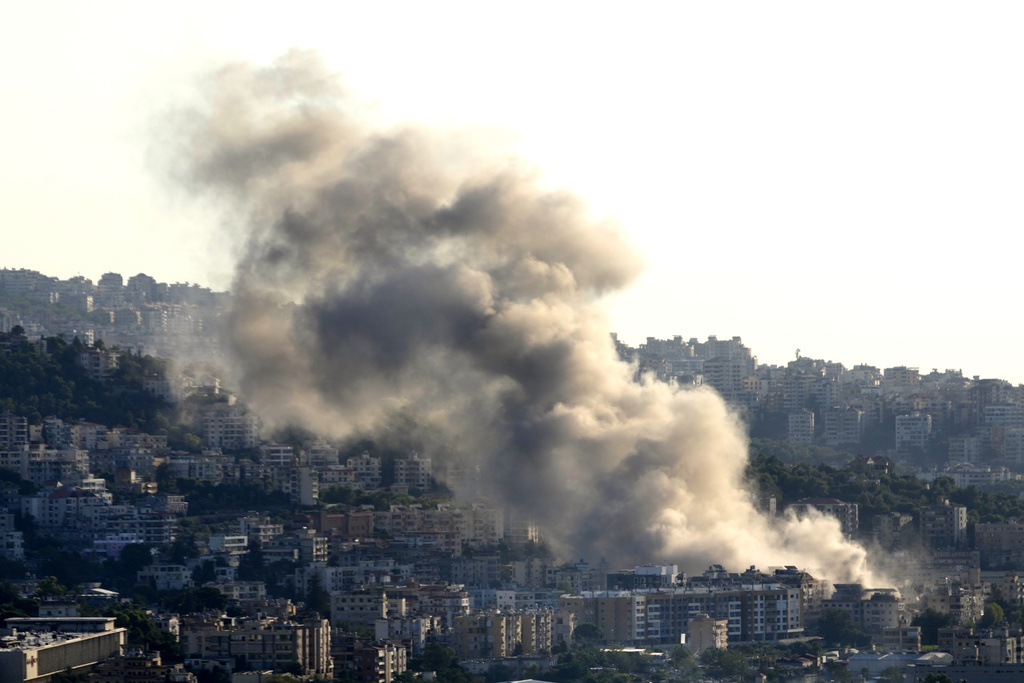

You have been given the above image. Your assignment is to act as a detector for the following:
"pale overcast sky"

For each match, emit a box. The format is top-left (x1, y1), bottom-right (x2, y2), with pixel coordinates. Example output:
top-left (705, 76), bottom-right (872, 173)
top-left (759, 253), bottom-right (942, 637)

top-left (3, 2), bottom-right (1023, 381)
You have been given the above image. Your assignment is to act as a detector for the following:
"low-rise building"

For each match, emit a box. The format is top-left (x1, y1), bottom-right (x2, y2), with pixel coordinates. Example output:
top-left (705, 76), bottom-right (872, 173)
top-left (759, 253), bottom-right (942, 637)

top-left (0, 617), bottom-right (126, 683)
top-left (896, 411), bottom-right (932, 450)
top-left (331, 591), bottom-right (391, 627)
top-left (394, 453), bottom-right (432, 491)
top-left (881, 626), bottom-right (921, 652)
top-left (138, 565), bottom-right (193, 592)
top-left (347, 452), bottom-right (382, 490)
top-left (330, 632), bottom-right (407, 683)
top-left (89, 648), bottom-right (197, 683)
top-left (179, 615), bottom-right (332, 676)
top-left (822, 585), bottom-right (903, 635)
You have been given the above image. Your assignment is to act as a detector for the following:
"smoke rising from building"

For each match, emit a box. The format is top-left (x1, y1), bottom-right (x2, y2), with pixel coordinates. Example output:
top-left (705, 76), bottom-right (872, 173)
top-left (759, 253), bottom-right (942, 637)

top-left (174, 51), bottom-right (883, 585)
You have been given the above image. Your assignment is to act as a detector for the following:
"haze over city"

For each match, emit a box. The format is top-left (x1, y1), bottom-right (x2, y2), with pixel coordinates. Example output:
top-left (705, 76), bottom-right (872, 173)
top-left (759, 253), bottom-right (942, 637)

top-left (7, 8), bottom-right (1024, 678)
top-left (4, 2), bottom-right (1024, 382)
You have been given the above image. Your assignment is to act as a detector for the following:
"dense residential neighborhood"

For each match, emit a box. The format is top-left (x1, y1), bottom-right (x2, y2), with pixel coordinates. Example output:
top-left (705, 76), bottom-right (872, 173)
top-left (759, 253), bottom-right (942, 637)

top-left (6, 269), bottom-right (1024, 683)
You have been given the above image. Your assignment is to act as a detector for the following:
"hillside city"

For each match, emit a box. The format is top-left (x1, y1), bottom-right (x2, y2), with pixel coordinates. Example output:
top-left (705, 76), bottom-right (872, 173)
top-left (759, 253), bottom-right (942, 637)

top-left (3, 267), bottom-right (1024, 683)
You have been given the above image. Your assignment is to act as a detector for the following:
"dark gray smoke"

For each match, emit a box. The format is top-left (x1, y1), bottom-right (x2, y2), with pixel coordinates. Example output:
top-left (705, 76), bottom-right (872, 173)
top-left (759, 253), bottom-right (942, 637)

top-left (174, 51), bottom-right (880, 583)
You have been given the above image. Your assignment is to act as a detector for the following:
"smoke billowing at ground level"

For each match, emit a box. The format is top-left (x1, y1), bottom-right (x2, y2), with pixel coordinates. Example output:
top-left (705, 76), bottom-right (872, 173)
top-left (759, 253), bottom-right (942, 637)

top-left (171, 51), bottom-right (885, 586)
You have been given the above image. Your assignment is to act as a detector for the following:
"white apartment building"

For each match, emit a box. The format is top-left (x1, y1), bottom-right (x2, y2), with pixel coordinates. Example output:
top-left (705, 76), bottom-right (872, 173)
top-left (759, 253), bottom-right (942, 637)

top-left (787, 410), bottom-right (814, 444)
top-left (77, 347), bottom-right (120, 382)
top-left (896, 412), bottom-right (932, 450)
top-left (824, 406), bottom-right (864, 446)
top-left (239, 514), bottom-right (284, 547)
top-left (305, 441), bottom-right (340, 467)
top-left (137, 564), bottom-right (193, 591)
top-left (260, 442), bottom-right (296, 467)
top-left (373, 504), bottom-right (504, 547)
top-left (984, 404), bottom-right (1024, 427)
top-left (274, 465), bottom-right (319, 506)
top-left (202, 408), bottom-right (258, 450)
top-left (0, 410), bottom-right (28, 448)
top-left (394, 452), bottom-right (432, 491)
top-left (948, 435), bottom-right (981, 463)
top-left (347, 452), bottom-right (382, 490)
top-left (319, 466), bottom-right (358, 488)
top-left (331, 591), bottom-right (392, 626)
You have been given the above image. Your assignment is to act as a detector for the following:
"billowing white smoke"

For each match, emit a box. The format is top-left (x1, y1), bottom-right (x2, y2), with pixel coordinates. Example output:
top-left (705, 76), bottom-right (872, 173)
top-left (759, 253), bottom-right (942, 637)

top-left (173, 51), bottom-right (883, 585)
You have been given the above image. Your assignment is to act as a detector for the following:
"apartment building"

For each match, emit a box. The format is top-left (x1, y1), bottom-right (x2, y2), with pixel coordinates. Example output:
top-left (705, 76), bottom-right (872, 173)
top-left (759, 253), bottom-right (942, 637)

top-left (394, 452), bottom-right (432, 491)
top-left (787, 410), bottom-right (814, 444)
top-left (0, 617), bottom-right (127, 683)
top-left (347, 452), bottom-right (382, 490)
top-left (896, 412), bottom-right (932, 450)
top-left (823, 585), bottom-right (903, 635)
top-left (787, 498), bottom-right (859, 539)
top-left (921, 497), bottom-right (968, 549)
top-left (201, 408), bottom-right (259, 450)
top-left (688, 613), bottom-right (728, 654)
top-left (452, 611), bottom-right (551, 660)
top-left (179, 615), bottom-right (333, 676)
top-left (558, 566), bottom-right (805, 645)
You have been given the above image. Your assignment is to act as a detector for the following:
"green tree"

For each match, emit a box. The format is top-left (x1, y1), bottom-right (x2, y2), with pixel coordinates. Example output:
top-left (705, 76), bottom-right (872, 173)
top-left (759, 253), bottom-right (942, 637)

top-left (306, 574), bottom-right (331, 617)
top-left (911, 608), bottom-right (952, 646)
top-left (166, 536), bottom-right (200, 564)
top-left (107, 603), bottom-right (179, 656)
top-left (573, 622), bottom-right (604, 645)
top-left (421, 643), bottom-right (458, 672)
top-left (170, 586), bottom-right (227, 613)
top-left (669, 644), bottom-right (695, 667)
top-left (34, 575), bottom-right (67, 598)
top-left (818, 608), bottom-right (872, 647)
top-left (878, 666), bottom-right (904, 683)
top-left (699, 647), bottom-right (749, 681)
top-left (919, 673), bottom-right (955, 683)
top-left (669, 645), bottom-right (702, 682)
top-left (118, 544), bottom-right (153, 575)
top-left (978, 602), bottom-right (1005, 629)
top-left (0, 581), bottom-right (38, 620)
top-left (823, 660), bottom-right (854, 683)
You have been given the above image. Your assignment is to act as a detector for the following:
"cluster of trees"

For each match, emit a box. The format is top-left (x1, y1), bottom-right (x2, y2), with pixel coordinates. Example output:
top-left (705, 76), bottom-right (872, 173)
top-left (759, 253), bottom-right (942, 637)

top-left (0, 333), bottom-right (173, 431)
top-left (748, 451), bottom-right (1024, 535)
top-left (107, 602), bottom-right (180, 657)
top-left (817, 608), bottom-right (873, 648)
top-left (163, 477), bottom-right (293, 514)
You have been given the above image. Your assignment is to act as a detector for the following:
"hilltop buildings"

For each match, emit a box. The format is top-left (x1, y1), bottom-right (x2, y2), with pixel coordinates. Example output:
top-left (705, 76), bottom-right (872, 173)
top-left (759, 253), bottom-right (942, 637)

top-left (618, 334), bottom-right (1024, 464)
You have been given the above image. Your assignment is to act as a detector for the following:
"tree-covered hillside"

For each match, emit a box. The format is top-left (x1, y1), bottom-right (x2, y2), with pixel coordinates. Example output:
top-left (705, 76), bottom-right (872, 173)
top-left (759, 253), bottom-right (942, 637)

top-left (748, 447), bottom-right (1024, 532)
top-left (0, 332), bottom-right (173, 432)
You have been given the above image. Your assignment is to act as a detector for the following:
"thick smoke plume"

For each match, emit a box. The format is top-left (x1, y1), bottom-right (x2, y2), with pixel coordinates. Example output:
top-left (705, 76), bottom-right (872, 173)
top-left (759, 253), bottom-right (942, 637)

top-left (176, 52), bottom-right (884, 586)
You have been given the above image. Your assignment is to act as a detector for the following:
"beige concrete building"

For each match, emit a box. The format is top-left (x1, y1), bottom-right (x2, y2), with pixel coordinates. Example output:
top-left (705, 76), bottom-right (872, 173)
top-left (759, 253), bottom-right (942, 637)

top-left (179, 615), bottom-right (332, 676)
top-left (452, 612), bottom-right (518, 660)
top-left (394, 453), bottom-right (432, 491)
top-left (0, 617), bottom-right (126, 683)
top-left (89, 649), bottom-right (197, 683)
top-left (331, 591), bottom-right (391, 626)
top-left (687, 613), bottom-right (728, 654)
